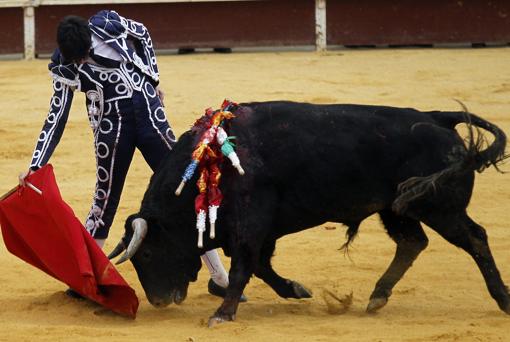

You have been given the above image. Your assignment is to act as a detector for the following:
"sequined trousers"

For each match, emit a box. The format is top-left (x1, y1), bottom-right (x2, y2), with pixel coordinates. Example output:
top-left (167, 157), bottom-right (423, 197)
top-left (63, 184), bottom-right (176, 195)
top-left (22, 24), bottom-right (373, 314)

top-left (84, 63), bottom-right (175, 238)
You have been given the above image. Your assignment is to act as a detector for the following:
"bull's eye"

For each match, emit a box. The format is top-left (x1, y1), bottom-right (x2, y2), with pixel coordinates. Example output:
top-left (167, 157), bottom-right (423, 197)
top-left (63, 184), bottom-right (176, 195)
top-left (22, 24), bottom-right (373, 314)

top-left (142, 250), bottom-right (152, 261)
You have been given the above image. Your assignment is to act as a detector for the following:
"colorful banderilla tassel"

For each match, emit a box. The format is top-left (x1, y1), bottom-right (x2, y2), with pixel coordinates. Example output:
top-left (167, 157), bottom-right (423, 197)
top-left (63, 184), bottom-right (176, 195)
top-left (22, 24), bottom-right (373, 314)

top-left (174, 100), bottom-right (244, 248)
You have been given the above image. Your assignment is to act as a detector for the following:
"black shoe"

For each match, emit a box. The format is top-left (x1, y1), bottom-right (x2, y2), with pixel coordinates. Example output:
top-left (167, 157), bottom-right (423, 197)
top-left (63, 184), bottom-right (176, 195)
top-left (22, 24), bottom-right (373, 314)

top-left (208, 279), bottom-right (247, 302)
top-left (65, 288), bottom-right (84, 299)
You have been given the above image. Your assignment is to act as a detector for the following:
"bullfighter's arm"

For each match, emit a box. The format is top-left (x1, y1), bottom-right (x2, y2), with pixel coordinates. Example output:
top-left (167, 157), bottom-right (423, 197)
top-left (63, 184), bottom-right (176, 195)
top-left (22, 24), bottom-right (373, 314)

top-left (121, 15), bottom-right (160, 81)
top-left (29, 49), bottom-right (77, 170)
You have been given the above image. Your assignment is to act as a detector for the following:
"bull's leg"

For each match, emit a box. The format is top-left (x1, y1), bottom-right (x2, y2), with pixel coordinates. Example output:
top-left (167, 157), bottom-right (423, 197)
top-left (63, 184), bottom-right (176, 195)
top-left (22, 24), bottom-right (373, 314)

top-left (208, 245), bottom-right (255, 327)
top-left (423, 212), bottom-right (510, 314)
top-left (208, 187), bottom-right (277, 326)
top-left (367, 211), bottom-right (428, 313)
top-left (254, 239), bottom-right (312, 299)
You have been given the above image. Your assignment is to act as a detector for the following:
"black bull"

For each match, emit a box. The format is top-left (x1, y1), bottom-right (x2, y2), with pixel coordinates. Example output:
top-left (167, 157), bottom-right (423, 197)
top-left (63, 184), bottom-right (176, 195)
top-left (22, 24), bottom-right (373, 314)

top-left (109, 101), bottom-right (508, 324)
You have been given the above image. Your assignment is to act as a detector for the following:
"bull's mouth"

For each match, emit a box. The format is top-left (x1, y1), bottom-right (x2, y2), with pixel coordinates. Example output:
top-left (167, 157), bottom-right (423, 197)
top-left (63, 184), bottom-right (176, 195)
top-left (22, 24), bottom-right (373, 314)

top-left (148, 286), bottom-right (188, 308)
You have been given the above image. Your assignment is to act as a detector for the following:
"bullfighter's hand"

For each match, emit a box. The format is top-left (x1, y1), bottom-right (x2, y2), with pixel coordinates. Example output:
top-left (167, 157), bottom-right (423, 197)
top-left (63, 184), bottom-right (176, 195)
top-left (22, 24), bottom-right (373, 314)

top-left (18, 169), bottom-right (35, 187)
top-left (156, 86), bottom-right (165, 107)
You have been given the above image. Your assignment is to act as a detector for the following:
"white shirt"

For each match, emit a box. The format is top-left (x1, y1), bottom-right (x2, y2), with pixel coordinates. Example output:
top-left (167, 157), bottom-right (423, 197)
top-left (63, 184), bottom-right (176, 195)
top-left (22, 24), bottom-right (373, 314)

top-left (91, 33), bottom-right (122, 61)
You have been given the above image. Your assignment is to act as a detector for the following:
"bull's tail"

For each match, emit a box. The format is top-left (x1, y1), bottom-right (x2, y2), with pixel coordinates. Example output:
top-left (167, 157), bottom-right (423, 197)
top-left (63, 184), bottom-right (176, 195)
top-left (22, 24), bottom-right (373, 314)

top-left (392, 104), bottom-right (508, 215)
top-left (339, 222), bottom-right (360, 256)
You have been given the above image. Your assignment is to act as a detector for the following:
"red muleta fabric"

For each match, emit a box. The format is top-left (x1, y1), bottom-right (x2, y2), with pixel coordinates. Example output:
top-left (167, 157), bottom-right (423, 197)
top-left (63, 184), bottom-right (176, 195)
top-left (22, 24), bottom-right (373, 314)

top-left (0, 165), bottom-right (138, 318)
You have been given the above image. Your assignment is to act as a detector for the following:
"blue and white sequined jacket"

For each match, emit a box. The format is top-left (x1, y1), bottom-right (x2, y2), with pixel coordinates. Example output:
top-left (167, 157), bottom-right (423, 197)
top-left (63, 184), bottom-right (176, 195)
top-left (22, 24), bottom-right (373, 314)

top-left (30, 10), bottom-right (160, 170)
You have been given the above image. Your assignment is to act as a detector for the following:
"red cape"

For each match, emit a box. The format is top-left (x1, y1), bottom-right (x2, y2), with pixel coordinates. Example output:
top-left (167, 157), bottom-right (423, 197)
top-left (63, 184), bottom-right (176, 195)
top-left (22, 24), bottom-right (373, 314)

top-left (0, 165), bottom-right (138, 318)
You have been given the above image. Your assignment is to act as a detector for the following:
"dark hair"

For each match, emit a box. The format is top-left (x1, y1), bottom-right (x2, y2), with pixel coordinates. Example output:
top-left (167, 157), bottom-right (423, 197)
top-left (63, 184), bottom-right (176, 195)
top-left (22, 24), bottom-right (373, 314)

top-left (57, 15), bottom-right (91, 63)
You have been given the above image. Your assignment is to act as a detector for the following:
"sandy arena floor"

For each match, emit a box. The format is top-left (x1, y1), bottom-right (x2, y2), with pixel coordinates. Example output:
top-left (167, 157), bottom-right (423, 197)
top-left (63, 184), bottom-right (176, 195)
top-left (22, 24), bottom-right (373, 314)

top-left (0, 48), bottom-right (509, 341)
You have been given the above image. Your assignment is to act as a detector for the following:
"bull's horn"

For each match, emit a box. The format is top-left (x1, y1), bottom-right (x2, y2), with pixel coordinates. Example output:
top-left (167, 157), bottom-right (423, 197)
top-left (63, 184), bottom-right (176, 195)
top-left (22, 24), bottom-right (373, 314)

top-left (116, 218), bottom-right (148, 265)
top-left (107, 239), bottom-right (126, 260)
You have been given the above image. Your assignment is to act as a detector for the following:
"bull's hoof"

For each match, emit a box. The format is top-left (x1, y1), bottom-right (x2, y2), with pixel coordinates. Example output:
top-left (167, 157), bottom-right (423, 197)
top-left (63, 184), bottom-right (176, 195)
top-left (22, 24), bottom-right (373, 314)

top-left (207, 317), bottom-right (225, 328)
top-left (366, 297), bottom-right (388, 313)
top-left (291, 281), bottom-right (313, 299)
top-left (208, 314), bottom-right (235, 328)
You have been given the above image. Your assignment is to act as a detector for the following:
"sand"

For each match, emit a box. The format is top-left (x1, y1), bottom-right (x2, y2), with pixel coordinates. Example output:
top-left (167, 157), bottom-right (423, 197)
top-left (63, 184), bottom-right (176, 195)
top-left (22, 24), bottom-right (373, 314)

top-left (0, 47), bottom-right (509, 341)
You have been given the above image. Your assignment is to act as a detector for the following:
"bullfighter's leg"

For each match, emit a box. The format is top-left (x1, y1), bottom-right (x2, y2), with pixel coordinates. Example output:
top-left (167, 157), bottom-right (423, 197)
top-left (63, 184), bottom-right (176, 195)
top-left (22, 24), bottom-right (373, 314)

top-left (202, 250), bottom-right (231, 290)
top-left (367, 210), bottom-right (428, 313)
top-left (423, 212), bottom-right (510, 314)
top-left (254, 239), bottom-right (312, 299)
top-left (85, 101), bottom-right (136, 240)
top-left (67, 100), bottom-right (137, 299)
top-left (136, 85), bottom-right (176, 169)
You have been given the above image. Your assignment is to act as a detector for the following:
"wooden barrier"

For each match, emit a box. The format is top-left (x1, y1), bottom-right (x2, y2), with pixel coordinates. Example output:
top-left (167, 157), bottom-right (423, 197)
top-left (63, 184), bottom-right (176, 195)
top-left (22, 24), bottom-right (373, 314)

top-left (33, 1), bottom-right (316, 55)
top-left (327, 0), bottom-right (510, 46)
top-left (0, 0), bottom-right (509, 59)
top-left (0, 7), bottom-right (24, 55)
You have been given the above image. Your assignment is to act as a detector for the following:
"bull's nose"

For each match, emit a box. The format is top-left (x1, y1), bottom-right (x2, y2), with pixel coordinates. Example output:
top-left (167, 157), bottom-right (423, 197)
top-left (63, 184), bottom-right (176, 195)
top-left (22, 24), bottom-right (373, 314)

top-left (149, 296), bottom-right (172, 308)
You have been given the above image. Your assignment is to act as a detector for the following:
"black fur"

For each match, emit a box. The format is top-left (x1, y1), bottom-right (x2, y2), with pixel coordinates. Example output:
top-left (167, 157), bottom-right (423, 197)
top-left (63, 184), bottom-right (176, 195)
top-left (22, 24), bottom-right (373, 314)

top-left (122, 101), bottom-right (509, 321)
